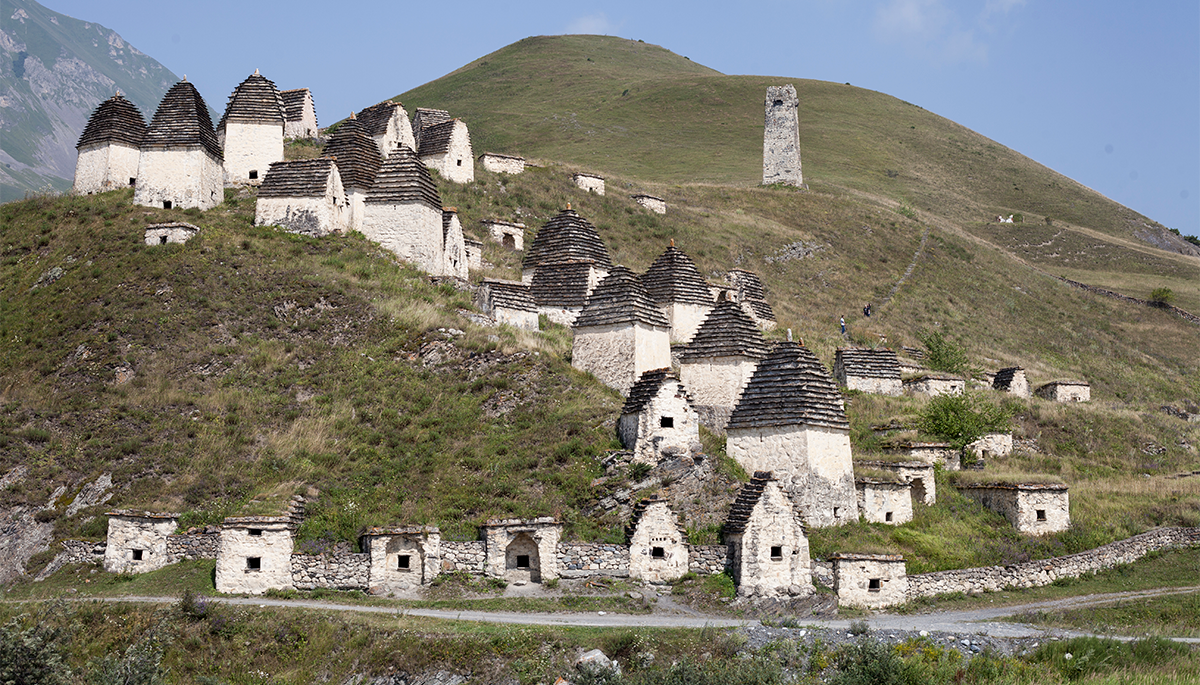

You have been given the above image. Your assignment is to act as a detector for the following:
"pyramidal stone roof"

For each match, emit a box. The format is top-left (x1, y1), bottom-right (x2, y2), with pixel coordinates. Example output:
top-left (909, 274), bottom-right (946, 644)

top-left (321, 116), bottom-right (383, 190)
top-left (143, 80), bottom-right (222, 159)
top-left (574, 266), bottom-right (670, 329)
top-left (481, 279), bottom-right (536, 313)
top-left (726, 341), bottom-right (849, 431)
top-left (257, 158), bottom-right (336, 198)
top-left (280, 88), bottom-right (315, 124)
top-left (357, 100), bottom-right (403, 137)
top-left (724, 471), bottom-right (779, 535)
top-left (743, 298), bottom-right (776, 322)
top-left (529, 259), bottom-right (595, 308)
top-left (76, 94), bottom-right (147, 150)
top-left (993, 366), bottom-right (1024, 390)
top-left (365, 144), bottom-right (441, 209)
top-left (218, 70), bottom-right (285, 129)
top-left (835, 348), bottom-right (901, 379)
top-left (678, 299), bottom-right (770, 361)
top-left (621, 368), bottom-right (688, 415)
top-left (418, 119), bottom-right (460, 157)
top-left (641, 245), bottom-right (714, 306)
top-left (727, 268), bottom-right (768, 301)
top-left (523, 209), bottom-right (612, 271)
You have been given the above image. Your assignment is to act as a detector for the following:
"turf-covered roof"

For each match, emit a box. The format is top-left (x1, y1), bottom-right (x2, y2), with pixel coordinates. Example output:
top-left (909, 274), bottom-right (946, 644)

top-left (678, 300), bottom-right (769, 361)
top-left (142, 80), bottom-right (222, 159)
top-left (76, 94), bottom-right (147, 150)
top-left (641, 245), bottom-right (714, 306)
top-left (218, 70), bottom-right (285, 129)
top-left (257, 158), bottom-right (337, 199)
top-left (365, 144), bottom-right (441, 209)
top-left (574, 266), bottom-right (670, 329)
top-left (726, 341), bottom-right (849, 431)
top-left (321, 116), bottom-right (383, 191)
top-left (523, 209), bottom-right (612, 272)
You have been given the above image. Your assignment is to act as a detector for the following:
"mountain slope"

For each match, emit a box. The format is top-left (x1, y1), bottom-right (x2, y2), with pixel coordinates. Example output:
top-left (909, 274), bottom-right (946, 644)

top-left (0, 0), bottom-right (178, 201)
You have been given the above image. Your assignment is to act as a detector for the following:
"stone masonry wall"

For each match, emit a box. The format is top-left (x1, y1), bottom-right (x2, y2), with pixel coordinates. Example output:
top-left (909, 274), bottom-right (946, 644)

top-left (440, 540), bottom-right (486, 574)
top-left (74, 142), bottom-right (139, 195)
top-left (134, 147), bottom-right (223, 210)
top-left (166, 532), bottom-right (219, 561)
top-left (763, 85), bottom-right (802, 186)
top-left (572, 173), bottom-right (605, 195)
top-left (557, 543), bottom-right (630, 578)
top-left (687, 545), bottom-right (730, 576)
top-left (908, 527), bottom-right (1200, 599)
top-left (291, 552), bottom-right (370, 590)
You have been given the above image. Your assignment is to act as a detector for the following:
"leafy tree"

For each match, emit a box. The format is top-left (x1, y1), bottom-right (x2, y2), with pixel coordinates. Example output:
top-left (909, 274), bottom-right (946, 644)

top-left (919, 330), bottom-right (972, 377)
top-left (917, 392), bottom-right (1013, 450)
top-left (0, 611), bottom-right (73, 685)
top-left (1149, 287), bottom-right (1174, 304)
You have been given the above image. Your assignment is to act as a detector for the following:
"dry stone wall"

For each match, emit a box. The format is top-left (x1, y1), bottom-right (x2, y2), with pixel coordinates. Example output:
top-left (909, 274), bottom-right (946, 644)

top-left (557, 543), bottom-right (630, 578)
top-left (166, 532), bottom-right (219, 560)
top-left (687, 545), bottom-right (730, 576)
top-left (908, 527), bottom-right (1200, 599)
top-left (441, 541), bottom-right (486, 574)
top-left (291, 552), bottom-right (370, 590)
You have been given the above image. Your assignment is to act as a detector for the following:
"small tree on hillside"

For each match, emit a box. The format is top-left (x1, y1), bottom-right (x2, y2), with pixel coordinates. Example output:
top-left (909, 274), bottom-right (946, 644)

top-left (920, 330), bottom-right (973, 377)
top-left (1150, 288), bottom-right (1174, 305)
top-left (917, 391), bottom-right (1013, 451)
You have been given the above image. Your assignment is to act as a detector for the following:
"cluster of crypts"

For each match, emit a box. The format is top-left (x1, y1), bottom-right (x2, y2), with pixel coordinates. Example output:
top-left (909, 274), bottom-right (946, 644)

top-left (76, 80), bottom-right (1078, 607)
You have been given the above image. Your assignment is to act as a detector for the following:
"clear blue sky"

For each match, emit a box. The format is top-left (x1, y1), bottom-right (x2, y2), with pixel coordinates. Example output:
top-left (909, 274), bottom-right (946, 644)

top-left (44, 0), bottom-right (1199, 237)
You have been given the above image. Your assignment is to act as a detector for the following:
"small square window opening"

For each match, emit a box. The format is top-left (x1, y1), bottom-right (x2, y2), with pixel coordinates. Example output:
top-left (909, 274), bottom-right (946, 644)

top-left (398, 555), bottom-right (411, 570)
top-left (868, 578), bottom-right (881, 592)
top-left (163, 200), bottom-right (172, 209)
top-left (131, 549), bottom-right (143, 561)
top-left (249, 528), bottom-right (262, 536)
top-left (660, 416), bottom-right (674, 428)
top-left (651, 546), bottom-right (665, 558)
top-left (516, 555), bottom-right (530, 568)
top-left (770, 546), bottom-right (783, 560)
top-left (885, 512), bottom-right (893, 522)
top-left (249, 170), bottom-right (258, 180)
top-left (1036, 509), bottom-right (1047, 521)
top-left (246, 557), bottom-right (261, 570)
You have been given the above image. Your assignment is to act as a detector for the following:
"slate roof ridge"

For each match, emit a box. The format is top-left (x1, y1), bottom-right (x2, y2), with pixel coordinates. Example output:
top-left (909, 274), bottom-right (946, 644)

top-left (835, 348), bottom-right (901, 380)
top-left (678, 299), bottom-right (769, 361)
top-left (365, 144), bottom-right (442, 209)
top-left (481, 279), bottom-right (536, 313)
top-left (218, 71), bottom-right (285, 129)
top-left (523, 208), bottom-right (612, 271)
top-left (620, 368), bottom-right (690, 415)
top-left (357, 100), bottom-right (405, 137)
top-left (257, 158), bottom-right (337, 198)
top-left (321, 116), bottom-right (383, 190)
top-left (76, 94), bottom-right (147, 150)
top-left (726, 341), bottom-right (850, 431)
top-left (574, 266), bottom-right (670, 329)
top-left (143, 80), bottom-right (222, 159)
top-left (641, 245), bottom-right (715, 307)
top-left (723, 471), bottom-right (776, 535)
top-left (417, 118), bottom-right (461, 157)
top-left (280, 88), bottom-right (316, 127)
top-left (529, 259), bottom-right (596, 308)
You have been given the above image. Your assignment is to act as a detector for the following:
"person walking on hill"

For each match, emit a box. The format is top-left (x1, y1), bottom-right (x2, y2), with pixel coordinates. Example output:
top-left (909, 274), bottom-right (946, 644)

top-left (840, 316), bottom-right (846, 335)
top-left (863, 303), bottom-right (872, 317)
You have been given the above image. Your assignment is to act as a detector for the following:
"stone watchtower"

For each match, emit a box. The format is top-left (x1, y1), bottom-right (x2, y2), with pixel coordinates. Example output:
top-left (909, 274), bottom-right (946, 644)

top-left (762, 85), bottom-right (802, 186)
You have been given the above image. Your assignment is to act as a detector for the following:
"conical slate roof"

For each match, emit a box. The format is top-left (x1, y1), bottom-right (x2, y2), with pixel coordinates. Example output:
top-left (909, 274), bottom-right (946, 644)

top-left (218, 70), bottom-right (285, 129)
top-left (678, 300), bottom-right (769, 361)
top-left (322, 116), bottom-right (383, 190)
top-left (356, 100), bottom-right (403, 137)
top-left (365, 144), bottom-right (441, 210)
top-left (641, 245), bottom-right (714, 306)
top-left (529, 259), bottom-right (595, 308)
top-left (257, 158), bottom-right (337, 199)
top-left (142, 80), bottom-right (222, 159)
top-left (413, 107), bottom-right (450, 131)
top-left (834, 348), bottom-right (901, 380)
top-left (724, 471), bottom-right (777, 535)
top-left (621, 368), bottom-right (689, 415)
top-left (727, 268), bottom-right (768, 301)
top-left (743, 298), bottom-right (776, 322)
top-left (523, 209), bottom-right (612, 272)
top-left (76, 94), bottom-right (147, 149)
top-left (574, 266), bottom-right (669, 329)
top-left (726, 341), bottom-right (849, 431)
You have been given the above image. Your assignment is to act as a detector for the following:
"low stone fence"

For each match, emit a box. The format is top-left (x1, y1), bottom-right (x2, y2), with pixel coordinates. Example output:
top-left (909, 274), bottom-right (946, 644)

top-left (687, 545), bottom-right (729, 576)
top-left (60, 539), bottom-right (106, 564)
top-left (908, 526), bottom-right (1200, 599)
top-left (166, 532), bottom-right (219, 561)
top-left (441, 541), bottom-right (486, 574)
top-left (811, 560), bottom-right (833, 588)
top-left (1058, 277), bottom-right (1200, 326)
top-left (557, 543), bottom-right (630, 578)
top-left (291, 553), bottom-right (370, 591)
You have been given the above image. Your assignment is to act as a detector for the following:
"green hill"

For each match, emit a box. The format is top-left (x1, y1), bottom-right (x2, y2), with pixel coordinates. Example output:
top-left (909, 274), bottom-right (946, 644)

top-left (2, 36), bottom-right (1198, 584)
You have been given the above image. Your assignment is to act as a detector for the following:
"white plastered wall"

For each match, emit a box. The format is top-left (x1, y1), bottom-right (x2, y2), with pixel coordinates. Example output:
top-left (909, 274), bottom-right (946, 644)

top-left (74, 142), bottom-right (140, 195)
top-left (628, 502), bottom-right (688, 582)
top-left (727, 423), bottom-right (856, 527)
top-left (442, 213), bottom-right (468, 279)
top-left (679, 356), bottom-right (759, 433)
top-left (663, 302), bottom-right (712, 345)
top-left (222, 122), bottom-right (283, 185)
top-left (573, 174), bottom-right (605, 195)
top-left (833, 558), bottom-right (907, 608)
top-left (572, 323), bottom-right (671, 396)
top-left (481, 155), bottom-right (525, 174)
top-left (360, 202), bottom-right (445, 276)
top-left (728, 480), bottom-right (812, 597)
top-left (856, 481), bottom-right (913, 524)
top-left (618, 384), bottom-right (700, 464)
top-left (373, 108), bottom-right (416, 157)
top-left (103, 516), bottom-right (178, 574)
top-left (421, 121), bottom-right (474, 184)
top-left (133, 147), bottom-right (223, 210)
top-left (214, 525), bottom-right (294, 594)
top-left (1016, 489), bottom-right (1070, 535)
top-left (496, 307), bottom-right (539, 330)
top-left (365, 531), bottom-right (441, 594)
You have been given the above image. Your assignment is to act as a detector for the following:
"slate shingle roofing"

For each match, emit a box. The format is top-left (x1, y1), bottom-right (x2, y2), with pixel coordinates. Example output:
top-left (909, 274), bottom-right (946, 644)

top-left (218, 71), bottom-right (285, 129)
top-left (835, 348), bottom-right (901, 379)
top-left (523, 209), bottom-right (613, 272)
top-left (574, 266), bottom-right (670, 329)
top-left (280, 88), bottom-right (315, 126)
top-left (678, 300), bottom-right (770, 361)
top-left (724, 471), bottom-right (778, 535)
top-left (357, 100), bottom-right (402, 137)
top-left (321, 117), bottom-right (382, 190)
top-left (641, 245), bottom-right (714, 306)
top-left (992, 366), bottom-right (1023, 390)
top-left (726, 341), bottom-right (850, 431)
top-left (143, 80), bottom-right (222, 159)
top-left (413, 107), bottom-right (450, 131)
top-left (621, 368), bottom-right (686, 415)
top-left (529, 260), bottom-right (595, 308)
top-left (481, 279), bottom-right (537, 313)
top-left (76, 94), bottom-right (147, 150)
top-left (257, 158), bottom-right (336, 198)
top-left (417, 119), bottom-right (458, 157)
top-left (365, 144), bottom-right (441, 210)
top-left (728, 268), bottom-right (768, 301)
top-left (626, 494), bottom-right (684, 542)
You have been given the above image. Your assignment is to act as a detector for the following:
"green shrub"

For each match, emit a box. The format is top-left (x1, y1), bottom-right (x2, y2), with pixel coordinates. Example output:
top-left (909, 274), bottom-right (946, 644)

top-left (0, 608), bottom-right (73, 685)
top-left (1030, 636), bottom-right (1190, 681)
top-left (831, 640), bottom-right (919, 685)
top-left (848, 619), bottom-right (870, 635)
top-left (919, 330), bottom-right (972, 376)
top-left (917, 391), bottom-right (1012, 450)
top-left (1150, 287), bottom-right (1174, 304)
